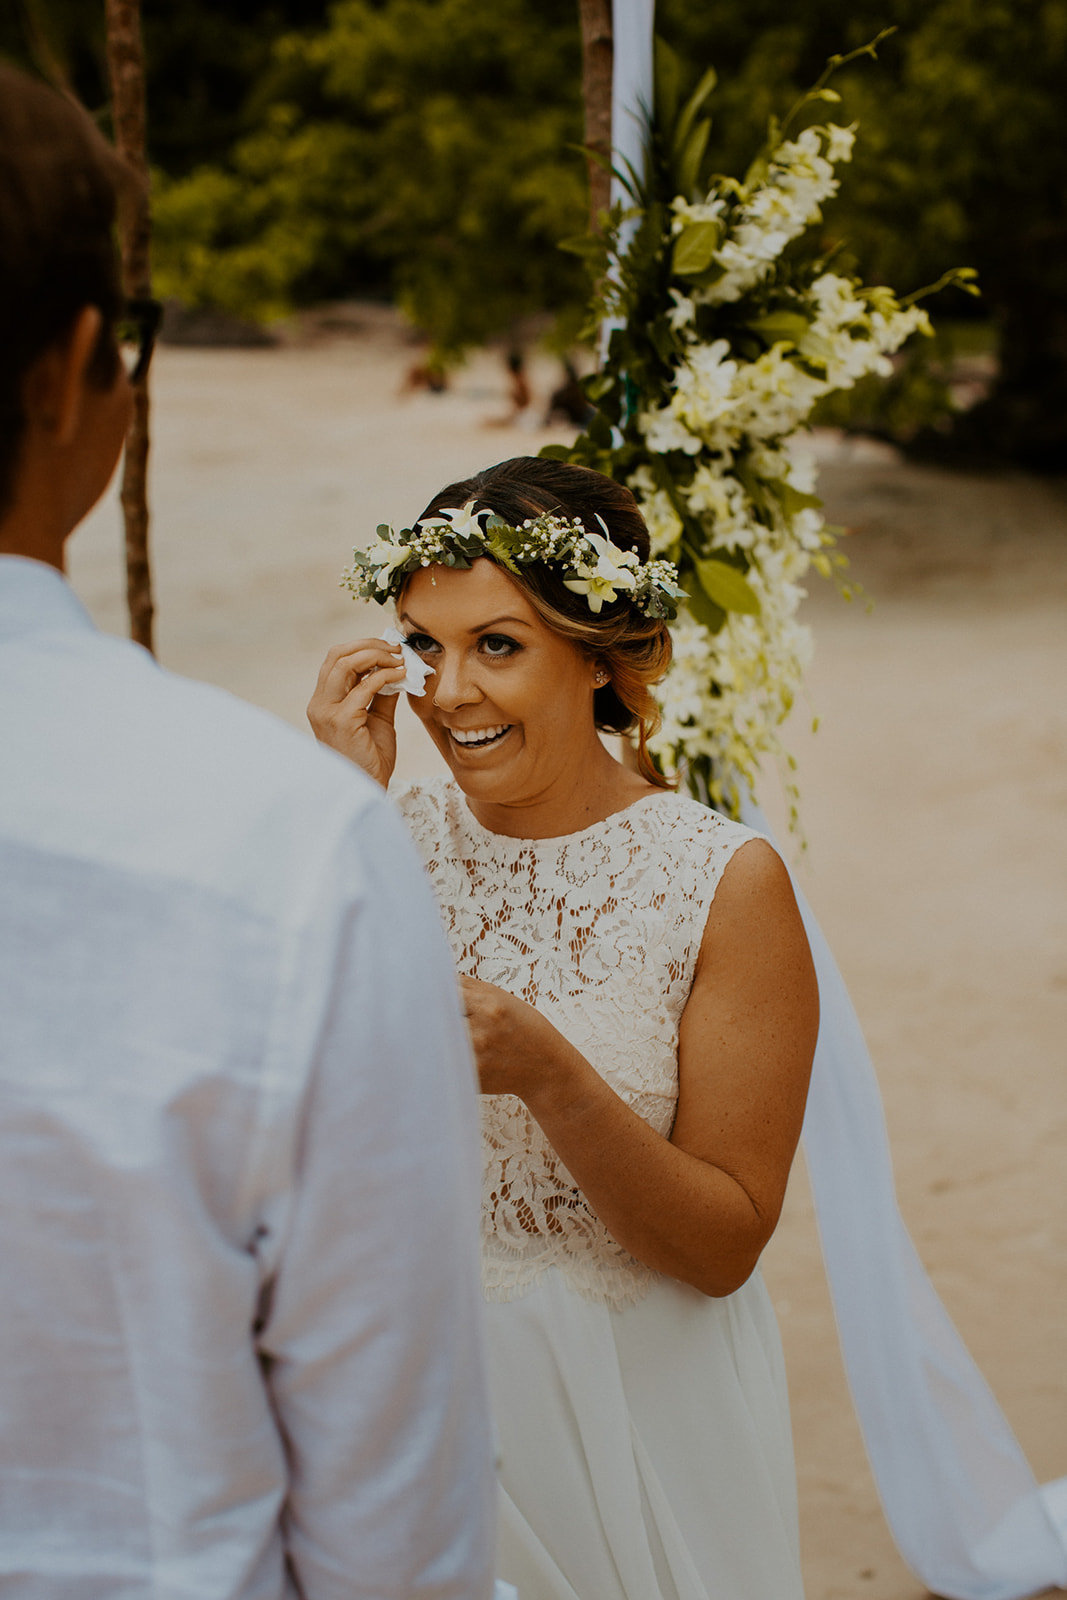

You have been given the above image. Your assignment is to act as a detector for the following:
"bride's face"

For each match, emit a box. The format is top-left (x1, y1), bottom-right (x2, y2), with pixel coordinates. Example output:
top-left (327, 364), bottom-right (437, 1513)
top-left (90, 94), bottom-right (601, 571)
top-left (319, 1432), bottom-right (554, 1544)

top-left (399, 559), bottom-right (604, 813)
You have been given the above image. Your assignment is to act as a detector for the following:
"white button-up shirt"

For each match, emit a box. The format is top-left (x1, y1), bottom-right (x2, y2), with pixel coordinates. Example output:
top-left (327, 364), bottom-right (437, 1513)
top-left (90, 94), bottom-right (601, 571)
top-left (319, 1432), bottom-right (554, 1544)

top-left (0, 556), bottom-right (496, 1600)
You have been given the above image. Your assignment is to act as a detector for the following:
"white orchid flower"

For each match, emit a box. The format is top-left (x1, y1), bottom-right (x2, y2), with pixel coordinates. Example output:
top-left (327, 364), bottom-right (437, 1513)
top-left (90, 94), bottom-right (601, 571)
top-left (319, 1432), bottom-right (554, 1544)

top-left (374, 539), bottom-right (416, 590)
top-left (564, 532), bottom-right (640, 612)
top-left (585, 529), bottom-right (640, 577)
top-left (434, 502), bottom-right (487, 540)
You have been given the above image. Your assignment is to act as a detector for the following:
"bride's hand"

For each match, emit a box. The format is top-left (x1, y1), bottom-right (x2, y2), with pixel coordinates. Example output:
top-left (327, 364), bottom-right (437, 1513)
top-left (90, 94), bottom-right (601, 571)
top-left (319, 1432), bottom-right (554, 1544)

top-left (459, 975), bottom-right (589, 1112)
top-left (307, 639), bottom-right (409, 788)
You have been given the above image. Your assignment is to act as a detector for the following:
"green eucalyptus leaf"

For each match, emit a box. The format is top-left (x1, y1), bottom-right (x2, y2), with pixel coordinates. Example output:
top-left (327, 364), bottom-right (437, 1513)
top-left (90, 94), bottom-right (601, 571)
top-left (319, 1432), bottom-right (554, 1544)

top-left (537, 443), bottom-right (575, 463)
top-left (695, 558), bottom-right (761, 615)
top-left (672, 221), bottom-right (721, 277)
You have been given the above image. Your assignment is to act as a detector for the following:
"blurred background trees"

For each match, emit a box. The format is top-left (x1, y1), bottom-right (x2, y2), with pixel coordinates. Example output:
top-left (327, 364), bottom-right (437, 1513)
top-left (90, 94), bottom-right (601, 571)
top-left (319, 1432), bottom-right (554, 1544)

top-left (4, 0), bottom-right (1065, 467)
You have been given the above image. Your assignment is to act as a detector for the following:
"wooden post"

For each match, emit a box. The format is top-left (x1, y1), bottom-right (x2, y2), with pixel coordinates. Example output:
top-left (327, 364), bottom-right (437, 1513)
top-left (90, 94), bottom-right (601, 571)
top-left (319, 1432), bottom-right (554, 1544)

top-left (104, 0), bottom-right (154, 654)
top-left (578, 0), bottom-right (613, 228)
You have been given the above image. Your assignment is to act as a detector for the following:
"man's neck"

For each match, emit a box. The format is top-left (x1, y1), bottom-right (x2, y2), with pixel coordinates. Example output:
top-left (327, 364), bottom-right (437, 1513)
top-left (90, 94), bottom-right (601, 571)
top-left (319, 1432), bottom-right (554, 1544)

top-left (0, 506), bottom-right (67, 572)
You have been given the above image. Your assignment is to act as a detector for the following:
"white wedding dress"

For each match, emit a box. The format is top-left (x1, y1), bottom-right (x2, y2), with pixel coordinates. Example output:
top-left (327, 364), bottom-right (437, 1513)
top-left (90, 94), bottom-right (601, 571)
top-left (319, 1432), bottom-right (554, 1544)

top-left (395, 778), bottom-right (805, 1600)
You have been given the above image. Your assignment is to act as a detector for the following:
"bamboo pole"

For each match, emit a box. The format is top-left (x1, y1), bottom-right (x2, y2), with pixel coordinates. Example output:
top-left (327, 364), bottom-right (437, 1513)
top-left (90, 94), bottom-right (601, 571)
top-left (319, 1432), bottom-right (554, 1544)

top-left (104, 0), bottom-right (154, 653)
top-left (578, 0), bottom-right (613, 228)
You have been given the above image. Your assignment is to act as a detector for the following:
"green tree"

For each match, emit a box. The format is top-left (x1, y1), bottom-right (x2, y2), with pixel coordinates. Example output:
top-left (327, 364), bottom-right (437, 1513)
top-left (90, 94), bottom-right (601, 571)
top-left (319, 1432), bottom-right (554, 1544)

top-left (151, 0), bottom-right (589, 356)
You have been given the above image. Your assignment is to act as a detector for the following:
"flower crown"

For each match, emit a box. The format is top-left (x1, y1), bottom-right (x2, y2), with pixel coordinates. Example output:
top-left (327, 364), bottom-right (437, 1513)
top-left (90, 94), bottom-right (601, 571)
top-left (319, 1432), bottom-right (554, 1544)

top-left (343, 501), bottom-right (686, 620)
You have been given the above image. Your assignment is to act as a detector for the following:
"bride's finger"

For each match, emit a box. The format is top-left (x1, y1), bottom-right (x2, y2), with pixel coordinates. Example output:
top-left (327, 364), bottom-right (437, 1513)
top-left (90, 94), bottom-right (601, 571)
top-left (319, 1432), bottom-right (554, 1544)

top-left (340, 660), bottom-right (408, 713)
top-left (318, 643), bottom-right (404, 703)
top-left (314, 639), bottom-right (389, 685)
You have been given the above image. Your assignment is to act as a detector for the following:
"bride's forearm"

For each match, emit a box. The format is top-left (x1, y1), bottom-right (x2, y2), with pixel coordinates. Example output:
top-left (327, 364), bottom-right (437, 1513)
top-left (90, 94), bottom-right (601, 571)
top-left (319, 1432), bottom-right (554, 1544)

top-left (524, 1047), bottom-right (770, 1298)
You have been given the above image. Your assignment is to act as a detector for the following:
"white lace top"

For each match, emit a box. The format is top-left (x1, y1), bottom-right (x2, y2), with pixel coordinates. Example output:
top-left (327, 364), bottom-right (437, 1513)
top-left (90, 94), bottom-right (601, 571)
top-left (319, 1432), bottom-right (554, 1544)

top-left (394, 777), bottom-right (761, 1308)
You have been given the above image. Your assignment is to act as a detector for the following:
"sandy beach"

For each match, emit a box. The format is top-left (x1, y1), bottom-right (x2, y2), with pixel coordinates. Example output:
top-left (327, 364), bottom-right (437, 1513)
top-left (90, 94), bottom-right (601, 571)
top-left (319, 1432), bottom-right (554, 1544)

top-left (68, 309), bottom-right (1067, 1599)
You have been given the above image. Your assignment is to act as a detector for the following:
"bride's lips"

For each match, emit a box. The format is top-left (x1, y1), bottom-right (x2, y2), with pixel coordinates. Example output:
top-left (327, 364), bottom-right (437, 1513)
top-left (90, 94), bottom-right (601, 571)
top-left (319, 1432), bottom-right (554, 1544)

top-left (444, 723), bottom-right (514, 753)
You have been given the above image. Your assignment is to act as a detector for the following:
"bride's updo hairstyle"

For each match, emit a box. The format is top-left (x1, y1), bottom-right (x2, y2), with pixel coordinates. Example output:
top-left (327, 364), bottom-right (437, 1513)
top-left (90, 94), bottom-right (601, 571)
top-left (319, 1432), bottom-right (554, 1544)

top-left (413, 457), bottom-right (674, 788)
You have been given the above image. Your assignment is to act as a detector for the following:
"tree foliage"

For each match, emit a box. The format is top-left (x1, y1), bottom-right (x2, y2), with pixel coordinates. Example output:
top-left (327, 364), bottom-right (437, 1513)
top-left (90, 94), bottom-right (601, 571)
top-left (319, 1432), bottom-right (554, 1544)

top-left (150, 0), bottom-right (589, 355)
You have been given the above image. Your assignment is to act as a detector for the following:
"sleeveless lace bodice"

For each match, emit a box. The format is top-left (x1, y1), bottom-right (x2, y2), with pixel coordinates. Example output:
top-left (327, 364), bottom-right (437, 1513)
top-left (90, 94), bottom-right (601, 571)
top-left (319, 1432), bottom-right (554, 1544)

top-left (395, 778), bottom-right (761, 1307)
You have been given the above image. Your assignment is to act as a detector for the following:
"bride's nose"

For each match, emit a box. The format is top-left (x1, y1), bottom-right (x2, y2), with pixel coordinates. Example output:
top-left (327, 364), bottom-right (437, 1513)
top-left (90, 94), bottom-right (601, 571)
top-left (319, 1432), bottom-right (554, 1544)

top-left (430, 654), bottom-right (481, 712)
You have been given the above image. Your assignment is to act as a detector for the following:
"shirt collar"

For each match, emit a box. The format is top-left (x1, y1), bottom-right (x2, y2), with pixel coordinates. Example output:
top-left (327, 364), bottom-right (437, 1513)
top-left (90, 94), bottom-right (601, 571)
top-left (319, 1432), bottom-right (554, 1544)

top-left (0, 555), bottom-right (96, 640)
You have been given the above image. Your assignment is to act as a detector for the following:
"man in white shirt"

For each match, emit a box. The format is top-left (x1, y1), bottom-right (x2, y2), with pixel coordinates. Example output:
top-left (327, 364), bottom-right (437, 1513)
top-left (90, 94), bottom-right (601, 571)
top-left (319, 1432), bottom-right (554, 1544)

top-left (0, 65), bottom-right (496, 1599)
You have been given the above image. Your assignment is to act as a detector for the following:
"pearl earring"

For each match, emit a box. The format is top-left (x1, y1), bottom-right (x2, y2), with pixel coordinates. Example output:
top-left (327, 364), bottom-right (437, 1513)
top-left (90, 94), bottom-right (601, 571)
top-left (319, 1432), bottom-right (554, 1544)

top-left (594, 670), bottom-right (609, 686)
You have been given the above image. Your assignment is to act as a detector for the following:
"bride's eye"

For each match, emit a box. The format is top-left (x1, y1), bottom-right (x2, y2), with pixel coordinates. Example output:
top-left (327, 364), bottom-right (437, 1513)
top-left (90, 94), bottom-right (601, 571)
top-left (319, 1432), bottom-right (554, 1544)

top-left (481, 634), bottom-right (520, 658)
top-left (404, 632), bottom-right (438, 655)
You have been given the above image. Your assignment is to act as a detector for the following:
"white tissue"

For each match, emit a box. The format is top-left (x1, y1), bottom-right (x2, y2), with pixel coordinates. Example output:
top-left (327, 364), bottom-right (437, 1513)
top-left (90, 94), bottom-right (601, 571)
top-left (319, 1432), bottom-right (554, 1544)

top-left (377, 626), bottom-right (434, 698)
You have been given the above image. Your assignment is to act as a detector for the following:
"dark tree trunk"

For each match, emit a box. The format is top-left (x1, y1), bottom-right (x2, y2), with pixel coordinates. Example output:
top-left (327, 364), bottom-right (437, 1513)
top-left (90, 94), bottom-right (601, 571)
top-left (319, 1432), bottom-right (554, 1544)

top-left (104, 0), bottom-right (154, 652)
top-left (578, 0), bottom-right (613, 229)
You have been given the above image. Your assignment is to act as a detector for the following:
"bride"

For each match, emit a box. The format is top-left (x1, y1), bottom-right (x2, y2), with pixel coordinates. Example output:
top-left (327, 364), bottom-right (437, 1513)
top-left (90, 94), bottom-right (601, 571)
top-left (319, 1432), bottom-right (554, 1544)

top-left (309, 456), bottom-right (819, 1600)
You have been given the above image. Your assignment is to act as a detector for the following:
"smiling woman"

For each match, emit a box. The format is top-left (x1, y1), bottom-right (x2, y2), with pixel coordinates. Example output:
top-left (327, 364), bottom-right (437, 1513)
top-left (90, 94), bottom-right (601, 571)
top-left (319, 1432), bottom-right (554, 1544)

top-left (308, 456), bottom-right (819, 1600)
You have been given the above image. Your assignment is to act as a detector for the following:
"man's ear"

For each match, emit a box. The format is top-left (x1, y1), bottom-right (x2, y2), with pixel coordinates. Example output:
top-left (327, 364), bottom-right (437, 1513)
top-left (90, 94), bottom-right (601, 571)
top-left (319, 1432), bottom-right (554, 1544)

top-left (21, 307), bottom-right (105, 447)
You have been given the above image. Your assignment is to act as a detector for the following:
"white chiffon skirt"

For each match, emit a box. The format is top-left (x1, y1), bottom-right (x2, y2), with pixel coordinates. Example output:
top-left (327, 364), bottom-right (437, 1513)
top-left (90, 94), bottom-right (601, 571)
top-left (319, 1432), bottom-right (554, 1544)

top-left (486, 1266), bottom-right (804, 1600)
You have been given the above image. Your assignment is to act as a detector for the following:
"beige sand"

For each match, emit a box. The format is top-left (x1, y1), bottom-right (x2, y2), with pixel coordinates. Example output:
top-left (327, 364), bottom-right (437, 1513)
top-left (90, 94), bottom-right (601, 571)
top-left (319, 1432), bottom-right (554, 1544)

top-left (68, 311), bottom-right (1067, 1599)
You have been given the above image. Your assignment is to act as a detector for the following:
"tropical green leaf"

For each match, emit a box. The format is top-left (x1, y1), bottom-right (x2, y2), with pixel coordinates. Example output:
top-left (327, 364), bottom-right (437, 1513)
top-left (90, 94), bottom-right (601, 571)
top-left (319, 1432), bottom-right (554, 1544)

top-left (672, 221), bottom-right (720, 277)
top-left (695, 558), bottom-right (761, 615)
top-left (766, 478), bottom-right (824, 519)
top-left (558, 233), bottom-right (607, 262)
top-left (654, 37), bottom-right (683, 132)
top-left (749, 310), bottom-right (810, 347)
top-left (681, 572), bottom-right (726, 634)
top-left (676, 119), bottom-right (712, 199)
top-left (671, 65), bottom-right (717, 154)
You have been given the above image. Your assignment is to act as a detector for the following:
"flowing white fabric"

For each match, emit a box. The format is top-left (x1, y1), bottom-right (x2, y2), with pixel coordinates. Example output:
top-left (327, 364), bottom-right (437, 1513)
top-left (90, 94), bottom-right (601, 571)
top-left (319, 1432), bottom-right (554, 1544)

top-left (741, 789), bottom-right (1067, 1599)
top-left (609, 2), bottom-right (1067, 1587)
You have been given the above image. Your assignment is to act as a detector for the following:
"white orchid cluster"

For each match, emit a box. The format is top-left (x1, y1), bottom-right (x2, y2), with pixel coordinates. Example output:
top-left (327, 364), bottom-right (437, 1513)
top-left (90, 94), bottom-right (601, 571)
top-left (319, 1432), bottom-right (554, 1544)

top-left (671, 123), bottom-right (858, 310)
top-left (620, 125), bottom-right (932, 812)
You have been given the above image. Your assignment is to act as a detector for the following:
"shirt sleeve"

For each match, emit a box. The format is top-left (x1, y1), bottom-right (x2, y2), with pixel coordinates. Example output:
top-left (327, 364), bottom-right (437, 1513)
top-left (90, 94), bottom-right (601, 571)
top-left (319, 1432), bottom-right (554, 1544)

top-left (257, 792), bottom-right (496, 1600)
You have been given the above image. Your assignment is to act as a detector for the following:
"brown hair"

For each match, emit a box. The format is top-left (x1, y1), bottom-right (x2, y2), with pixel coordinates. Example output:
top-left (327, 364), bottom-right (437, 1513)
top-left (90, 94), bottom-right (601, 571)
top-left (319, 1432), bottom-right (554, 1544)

top-left (415, 457), bottom-right (674, 788)
top-left (0, 64), bottom-right (134, 515)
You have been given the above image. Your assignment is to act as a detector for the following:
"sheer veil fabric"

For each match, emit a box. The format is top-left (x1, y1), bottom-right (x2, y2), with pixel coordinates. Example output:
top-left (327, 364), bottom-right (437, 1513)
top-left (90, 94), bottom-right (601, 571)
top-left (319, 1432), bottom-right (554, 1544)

top-left (748, 788), bottom-right (1067, 1598)
top-left (738, 791), bottom-right (1067, 1598)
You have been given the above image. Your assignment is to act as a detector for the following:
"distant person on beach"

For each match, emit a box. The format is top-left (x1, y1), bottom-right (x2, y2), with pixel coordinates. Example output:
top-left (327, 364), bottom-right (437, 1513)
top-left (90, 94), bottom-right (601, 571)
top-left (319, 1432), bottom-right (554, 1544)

top-left (401, 353), bottom-right (449, 393)
top-left (483, 349), bottom-right (531, 427)
top-left (0, 63), bottom-right (496, 1600)
top-left (545, 358), bottom-right (594, 427)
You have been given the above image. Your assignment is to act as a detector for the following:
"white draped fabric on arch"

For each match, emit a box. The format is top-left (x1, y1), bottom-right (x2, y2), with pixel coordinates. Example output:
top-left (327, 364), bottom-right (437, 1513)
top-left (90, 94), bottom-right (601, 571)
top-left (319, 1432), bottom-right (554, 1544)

top-left (608, 2), bottom-right (1067, 1595)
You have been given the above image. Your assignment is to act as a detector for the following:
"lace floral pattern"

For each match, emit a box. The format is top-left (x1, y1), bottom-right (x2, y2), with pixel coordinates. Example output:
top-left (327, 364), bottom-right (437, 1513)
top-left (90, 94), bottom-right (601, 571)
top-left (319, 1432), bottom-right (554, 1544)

top-left (395, 778), bottom-right (760, 1307)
